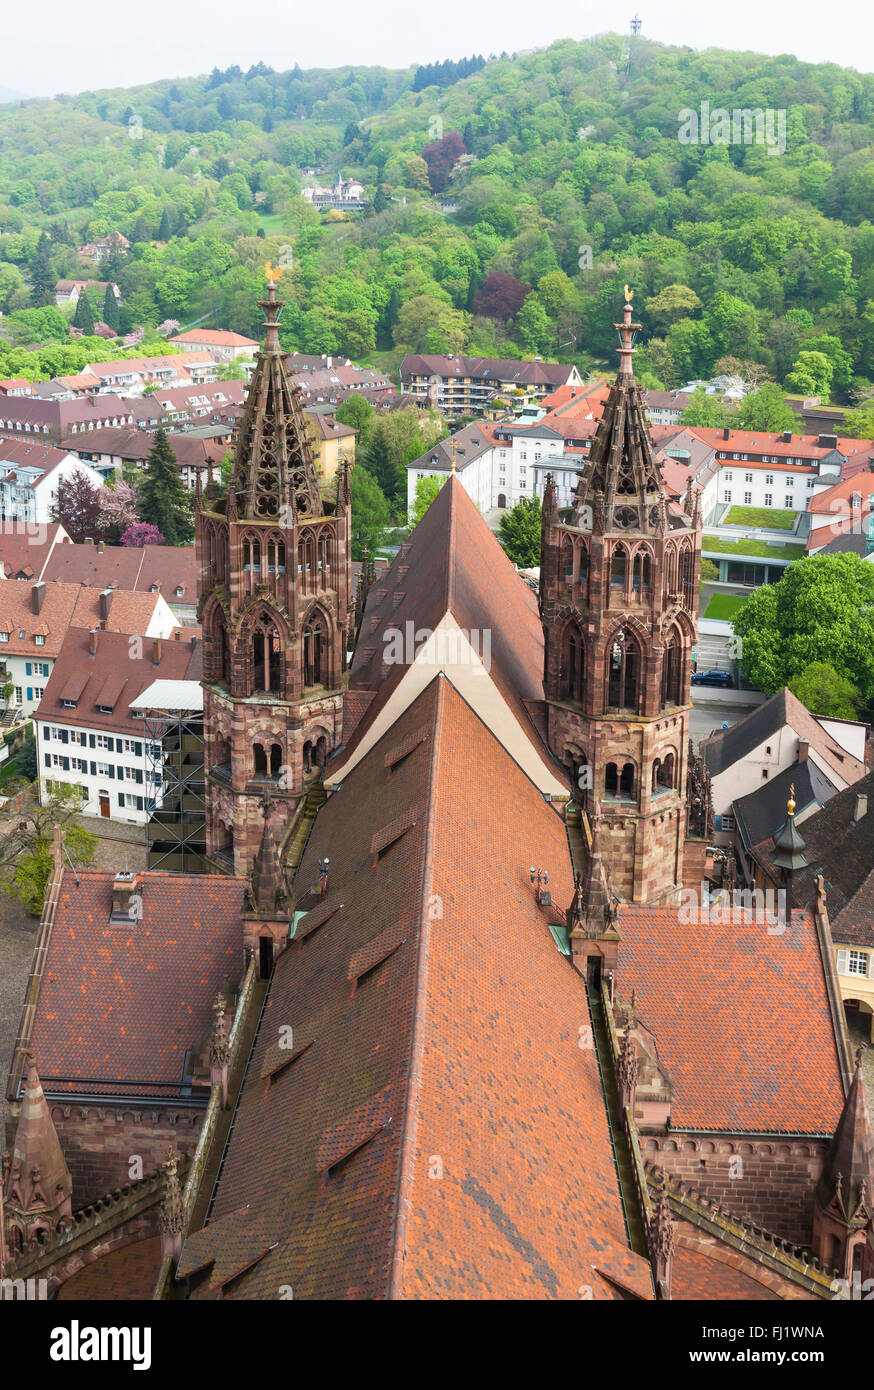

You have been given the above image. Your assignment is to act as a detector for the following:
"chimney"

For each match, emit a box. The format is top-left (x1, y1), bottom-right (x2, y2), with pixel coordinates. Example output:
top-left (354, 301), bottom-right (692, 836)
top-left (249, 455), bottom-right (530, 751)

top-left (722, 427), bottom-right (730, 441)
top-left (84, 536), bottom-right (94, 545)
top-left (782, 430), bottom-right (792, 443)
top-left (153, 637), bottom-right (163, 665)
top-left (97, 539), bottom-right (104, 555)
top-left (31, 581), bottom-right (45, 615)
top-left (798, 739), bottom-right (809, 763)
top-left (89, 627), bottom-right (99, 656)
top-left (99, 588), bottom-right (113, 621)
top-left (110, 870), bottom-right (141, 921)
top-left (818, 433), bottom-right (838, 450)
top-left (853, 793), bottom-right (868, 824)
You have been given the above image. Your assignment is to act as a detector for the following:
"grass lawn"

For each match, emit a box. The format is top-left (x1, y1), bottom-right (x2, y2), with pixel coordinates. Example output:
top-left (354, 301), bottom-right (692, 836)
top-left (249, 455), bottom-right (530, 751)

top-left (702, 535), bottom-right (806, 561)
top-left (724, 506), bottom-right (796, 530)
top-left (704, 593), bottom-right (749, 620)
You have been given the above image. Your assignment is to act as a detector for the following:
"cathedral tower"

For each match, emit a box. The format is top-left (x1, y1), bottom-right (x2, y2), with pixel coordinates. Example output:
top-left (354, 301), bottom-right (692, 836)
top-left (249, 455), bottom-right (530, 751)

top-left (540, 293), bottom-right (701, 903)
top-left (197, 273), bottom-right (351, 875)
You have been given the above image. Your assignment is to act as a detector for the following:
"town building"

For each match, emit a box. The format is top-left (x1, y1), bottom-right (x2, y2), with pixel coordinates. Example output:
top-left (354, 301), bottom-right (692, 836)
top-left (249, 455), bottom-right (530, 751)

top-left (701, 686), bottom-right (868, 836)
top-left (83, 353), bottom-right (218, 396)
top-left (0, 395), bottom-right (134, 445)
top-left (33, 626), bottom-right (198, 824)
top-left (0, 579), bottom-right (177, 719)
top-left (55, 280), bottom-right (121, 308)
top-left (400, 352), bottom-right (583, 415)
top-left (301, 174), bottom-right (366, 211)
top-left (168, 329), bottom-right (259, 362)
top-left (0, 441), bottom-right (105, 525)
top-left (61, 427), bottom-right (227, 490)
top-left (75, 230), bottom-right (132, 266)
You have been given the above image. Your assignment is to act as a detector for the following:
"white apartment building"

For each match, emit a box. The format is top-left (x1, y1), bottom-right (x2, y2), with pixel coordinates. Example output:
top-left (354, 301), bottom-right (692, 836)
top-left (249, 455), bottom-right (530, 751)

top-left (0, 443), bottom-right (105, 526)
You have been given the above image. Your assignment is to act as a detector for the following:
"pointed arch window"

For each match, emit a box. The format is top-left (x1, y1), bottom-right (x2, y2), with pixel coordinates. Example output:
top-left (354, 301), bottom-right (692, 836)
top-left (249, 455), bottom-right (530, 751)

top-left (679, 543), bottom-right (695, 610)
top-left (317, 532), bottom-right (332, 588)
top-left (243, 534), bottom-right (262, 592)
top-left (610, 543), bottom-right (628, 598)
top-left (606, 628), bottom-right (640, 712)
top-left (303, 613), bottom-right (326, 688)
top-left (661, 627), bottom-right (682, 708)
top-left (250, 613), bottom-right (282, 694)
top-left (560, 624), bottom-right (585, 702)
top-left (562, 534), bottom-right (575, 591)
top-left (266, 534), bottom-right (286, 575)
top-left (632, 548), bottom-right (651, 596)
top-left (298, 533), bottom-right (315, 592)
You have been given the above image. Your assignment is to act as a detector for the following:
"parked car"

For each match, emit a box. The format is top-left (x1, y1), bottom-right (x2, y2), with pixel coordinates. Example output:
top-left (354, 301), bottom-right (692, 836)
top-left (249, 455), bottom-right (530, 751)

top-left (691, 668), bottom-right (734, 688)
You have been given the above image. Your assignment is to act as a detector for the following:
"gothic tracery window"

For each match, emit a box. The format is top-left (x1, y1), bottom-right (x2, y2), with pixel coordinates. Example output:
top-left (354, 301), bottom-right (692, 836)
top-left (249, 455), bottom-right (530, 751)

top-left (249, 612), bottom-right (282, 694)
top-left (606, 628), bottom-right (640, 712)
top-left (560, 624), bottom-right (585, 702)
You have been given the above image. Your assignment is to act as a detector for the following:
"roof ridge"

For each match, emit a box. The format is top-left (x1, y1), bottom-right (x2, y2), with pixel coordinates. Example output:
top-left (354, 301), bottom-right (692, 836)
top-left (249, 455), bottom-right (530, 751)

top-left (387, 676), bottom-right (444, 1301)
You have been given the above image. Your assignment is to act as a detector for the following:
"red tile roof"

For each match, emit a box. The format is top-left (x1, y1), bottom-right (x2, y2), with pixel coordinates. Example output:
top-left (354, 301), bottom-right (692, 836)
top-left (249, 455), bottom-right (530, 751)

top-left (170, 330), bottom-right (258, 348)
top-left (617, 904), bottom-right (845, 1133)
top-left (336, 475), bottom-right (562, 786)
top-left (180, 676), bottom-right (651, 1300)
top-left (0, 581), bottom-right (166, 658)
top-left (26, 869), bottom-right (246, 1096)
top-left (42, 542), bottom-right (197, 600)
top-left (56, 1235), bottom-right (163, 1300)
top-left (34, 626), bottom-right (201, 735)
top-left (672, 1236), bottom-right (782, 1300)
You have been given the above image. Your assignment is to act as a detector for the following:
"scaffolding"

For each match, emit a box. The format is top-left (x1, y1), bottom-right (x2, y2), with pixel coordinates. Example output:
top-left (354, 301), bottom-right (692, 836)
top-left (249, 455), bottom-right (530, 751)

top-left (143, 708), bottom-right (207, 873)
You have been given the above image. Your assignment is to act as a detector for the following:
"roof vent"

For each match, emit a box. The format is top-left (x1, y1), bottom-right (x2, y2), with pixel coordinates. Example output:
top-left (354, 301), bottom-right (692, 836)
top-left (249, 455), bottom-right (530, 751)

top-left (853, 793), bottom-right (868, 824)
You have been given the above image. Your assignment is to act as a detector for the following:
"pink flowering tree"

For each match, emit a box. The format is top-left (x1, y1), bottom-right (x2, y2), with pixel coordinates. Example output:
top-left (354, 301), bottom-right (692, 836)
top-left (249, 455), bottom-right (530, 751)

top-left (121, 522), bottom-right (164, 547)
top-left (97, 480), bottom-right (139, 542)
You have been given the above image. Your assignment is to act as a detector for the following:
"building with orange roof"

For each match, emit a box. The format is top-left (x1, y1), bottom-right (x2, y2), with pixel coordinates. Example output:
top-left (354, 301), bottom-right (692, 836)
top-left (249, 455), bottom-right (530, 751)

top-left (168, 328), bottom-right (259, 362)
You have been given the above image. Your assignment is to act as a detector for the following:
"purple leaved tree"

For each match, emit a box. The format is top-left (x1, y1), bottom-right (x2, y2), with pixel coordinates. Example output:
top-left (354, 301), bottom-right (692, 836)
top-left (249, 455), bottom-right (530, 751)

top-left (121, 522), bottom-right (164, 547)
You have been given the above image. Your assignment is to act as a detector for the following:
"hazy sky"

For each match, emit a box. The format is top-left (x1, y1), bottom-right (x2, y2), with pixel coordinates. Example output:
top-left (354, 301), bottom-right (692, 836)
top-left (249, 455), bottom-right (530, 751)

top-left (4, 0), bottom-right (871, 99)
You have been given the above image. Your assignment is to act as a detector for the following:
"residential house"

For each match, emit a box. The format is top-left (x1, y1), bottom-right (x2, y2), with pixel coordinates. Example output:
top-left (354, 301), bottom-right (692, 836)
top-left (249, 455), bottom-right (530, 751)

top-left (301, 175), bottom-right (366, 211)
top-left (700, 687), bottom-right (868, 836)
top-left (400, 353), bottom-right (584, 416)
top-left (406, 423), bottom-right (498, 519)
top-left (34, 626), bottom-right (200, 825)
top-left (0, 440), bottom-right (105, 525)
top-left (306, 412), bottom-right (355, 480)
top-left (84, 353), bottom-right (218, 396)
top-left (61, 427), bottom-right (227, 489)
top-left (75, 231), bottom-right (132, 266)
top-left (55, 280), bottom-right (121, 308)
top-left (0, 579), bottom-right (178, 719)
top-left (0, 396), bottom-right (134, 446)
top-left (168, 329), bottom-right (258, 362)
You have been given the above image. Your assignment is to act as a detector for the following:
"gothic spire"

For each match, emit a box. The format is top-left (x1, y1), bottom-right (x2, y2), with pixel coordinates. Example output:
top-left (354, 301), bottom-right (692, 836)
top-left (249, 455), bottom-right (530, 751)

top-left (250, 791), bottom-right (290, 919)
top-left (567, 805), bottom-right (620, 940)
top-left (6, 1054), bottom-right (72, 1220)
top-left (572, 289), bottom-right (667, 531)
top-left (817, 1047), bottom-right (874, 1222)
top-left (227, 270), bottom-right (323, 523)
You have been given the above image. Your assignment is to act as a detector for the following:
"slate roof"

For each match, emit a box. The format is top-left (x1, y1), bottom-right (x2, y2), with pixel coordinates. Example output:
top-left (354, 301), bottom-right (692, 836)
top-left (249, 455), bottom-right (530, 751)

top-left (55, 1235), bottom-right (163, 1300)
top-left (617, 904), bottom-right (845, 1133)
top-left (179, 676), bottom-right (652, 1300)
top-left (701, 687), bottom-right (866, 787)
top-left (754, 770), bottom-right (874, 947)
top-left (733, 758), bottom-right (837, 851)
top-left (671, 1240), bottom-right (782, 1301)
top-left (23, 869), bottom-right (246, 1096)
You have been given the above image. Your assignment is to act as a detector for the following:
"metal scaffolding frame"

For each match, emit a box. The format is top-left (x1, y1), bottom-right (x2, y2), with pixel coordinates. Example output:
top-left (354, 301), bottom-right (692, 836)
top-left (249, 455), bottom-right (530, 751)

top-left (142, 707), bottom-right (207, 873)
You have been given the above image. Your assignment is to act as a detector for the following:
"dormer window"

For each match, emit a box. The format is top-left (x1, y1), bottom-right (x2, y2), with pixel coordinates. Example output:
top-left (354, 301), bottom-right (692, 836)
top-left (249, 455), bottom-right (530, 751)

top-left (34, 634), bottom-right (45, 645)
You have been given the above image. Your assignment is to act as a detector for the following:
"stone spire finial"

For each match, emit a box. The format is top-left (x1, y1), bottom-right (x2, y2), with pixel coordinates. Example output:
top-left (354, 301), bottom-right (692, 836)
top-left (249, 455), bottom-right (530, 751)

top-left (618, 1029), bottom-right (640, 1110)
top-left (158, 1149), bottom-right (184, 1264)
top-left (615, 292), bottom-right (642, 378)
top-left (648, 1168), bottom-right (676, 1297)
top-left (5, 1052), bottom-right (72, 1241)
top-left (259, 272), bottom-right (284, 355)
top-left (542, 472), bottom-right (558, 526)
top-left (816, 1042), bottom-right (873, 1228)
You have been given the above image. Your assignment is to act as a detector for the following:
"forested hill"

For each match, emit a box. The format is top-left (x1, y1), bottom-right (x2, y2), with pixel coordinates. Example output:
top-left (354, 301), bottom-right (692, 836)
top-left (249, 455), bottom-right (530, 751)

top-left (1, 35), bottom-right (874, 402)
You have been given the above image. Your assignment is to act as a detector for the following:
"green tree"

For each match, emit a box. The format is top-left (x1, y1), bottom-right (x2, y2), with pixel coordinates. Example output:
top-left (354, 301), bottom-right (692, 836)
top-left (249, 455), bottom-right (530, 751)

top-left (733, 553), bottom-right (874, 703)
top-left (30, 232), bottom-right (54, 306)
top-left (102, 283), bottom-right (120, 332)
top-left (138, 428), bottom-right (193, 545)
top-left (841, 402), bottom-right (874, 439)
top-left (734, 383), bottom-right (797, 433)
top-left (0, 786), bottom-right (97, 914)
top-left (350, 463), bottom-right (390, 559)
top-left (73, 290), bottom-right (95, 335)
top-left (411, 474), bottom-right (446, 524)
top-left (335, 394), bottom-right (376, 447)
top-left (699, 558), bottom-right (720, 584)
top-left (788, 662), bottom-right (863, 721)
top-left (498, 495), bottom-right (542, 567)
top-left (681, 384), bottom-right (730, 428)
top-left (645, 284), bottom-right (702, 328)
top-left (785, 350), bottom-right (833, 399)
